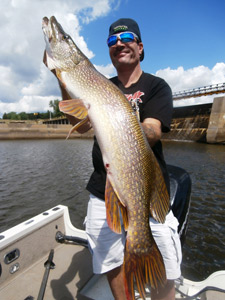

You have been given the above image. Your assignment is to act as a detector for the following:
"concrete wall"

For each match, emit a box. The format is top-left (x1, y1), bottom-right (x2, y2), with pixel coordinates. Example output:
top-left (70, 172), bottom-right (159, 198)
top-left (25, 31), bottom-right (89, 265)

top-left (0, 122), bottom-right (93, 140)
top-left (206, 96), bottom-right (225, 144)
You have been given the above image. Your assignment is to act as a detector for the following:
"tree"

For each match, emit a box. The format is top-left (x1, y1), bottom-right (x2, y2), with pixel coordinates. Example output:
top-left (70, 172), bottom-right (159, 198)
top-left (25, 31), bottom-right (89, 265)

top-left (3, 113), bottom-right (8, 119)
top-left (49, 100), bottom-right (63, 117)
top-left (7, 112), bottom-right (19, 120)
top-left (18, 112), bottom-right (29, 120)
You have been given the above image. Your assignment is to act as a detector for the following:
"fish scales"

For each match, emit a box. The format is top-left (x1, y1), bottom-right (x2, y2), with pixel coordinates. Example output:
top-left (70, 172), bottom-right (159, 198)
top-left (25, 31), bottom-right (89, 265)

top-left (42, 16), bottom-right (170, 300)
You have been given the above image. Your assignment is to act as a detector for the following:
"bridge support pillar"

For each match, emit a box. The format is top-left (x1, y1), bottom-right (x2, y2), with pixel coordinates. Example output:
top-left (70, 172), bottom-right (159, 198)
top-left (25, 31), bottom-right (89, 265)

top-left (206, 96), bottom-right (225, 144)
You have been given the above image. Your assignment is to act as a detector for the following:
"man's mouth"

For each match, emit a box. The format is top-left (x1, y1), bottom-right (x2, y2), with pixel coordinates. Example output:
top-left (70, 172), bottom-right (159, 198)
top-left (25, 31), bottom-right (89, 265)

top-left (114, 50), bottom-right (128, 58)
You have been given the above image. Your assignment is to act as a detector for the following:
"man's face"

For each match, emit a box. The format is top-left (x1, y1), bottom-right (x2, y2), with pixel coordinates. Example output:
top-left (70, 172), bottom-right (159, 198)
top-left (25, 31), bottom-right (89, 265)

top-left (109, 34), bottom-right (143, 69)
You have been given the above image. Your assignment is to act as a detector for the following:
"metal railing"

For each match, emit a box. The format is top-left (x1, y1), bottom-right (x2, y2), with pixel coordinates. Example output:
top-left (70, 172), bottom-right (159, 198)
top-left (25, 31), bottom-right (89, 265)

top-left (173, 83), bottom-right (225, 100)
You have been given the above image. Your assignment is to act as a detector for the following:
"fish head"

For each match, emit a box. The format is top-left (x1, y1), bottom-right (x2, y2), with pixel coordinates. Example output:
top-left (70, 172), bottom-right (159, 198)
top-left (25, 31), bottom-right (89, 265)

top-left (42, 16), bottom-right (85, 71)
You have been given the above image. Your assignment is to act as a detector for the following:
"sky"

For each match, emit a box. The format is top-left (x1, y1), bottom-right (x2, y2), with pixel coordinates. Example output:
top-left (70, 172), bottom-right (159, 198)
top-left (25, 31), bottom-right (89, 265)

top-left (0, 0), bottom-right (225, 117)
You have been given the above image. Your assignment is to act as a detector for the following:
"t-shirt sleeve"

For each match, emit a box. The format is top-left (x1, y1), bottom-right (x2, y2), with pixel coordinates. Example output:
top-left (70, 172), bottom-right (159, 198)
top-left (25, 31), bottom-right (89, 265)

top-left (141, 78), bottom-right (173, 132)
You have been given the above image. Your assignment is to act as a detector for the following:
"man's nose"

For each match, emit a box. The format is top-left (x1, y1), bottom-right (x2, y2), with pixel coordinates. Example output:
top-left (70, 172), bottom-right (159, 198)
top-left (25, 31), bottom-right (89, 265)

top-left (114, 39), bottom-right (124, 47)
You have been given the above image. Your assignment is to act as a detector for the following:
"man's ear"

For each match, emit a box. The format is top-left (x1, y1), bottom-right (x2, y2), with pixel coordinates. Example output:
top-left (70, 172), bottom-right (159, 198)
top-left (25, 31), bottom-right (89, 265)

top-left (138, 42), bottom-right (144, 58)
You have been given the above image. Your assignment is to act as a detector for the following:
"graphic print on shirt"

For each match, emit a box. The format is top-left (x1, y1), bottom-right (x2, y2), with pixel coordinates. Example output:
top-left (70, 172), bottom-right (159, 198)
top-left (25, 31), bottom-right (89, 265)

top-left (125, 91), bottom-right (144, 120)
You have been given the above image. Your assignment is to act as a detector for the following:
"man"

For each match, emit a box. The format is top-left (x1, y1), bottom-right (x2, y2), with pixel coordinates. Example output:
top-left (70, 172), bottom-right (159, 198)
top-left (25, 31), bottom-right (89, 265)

top-left (85, 19), bottom-right (182, 300)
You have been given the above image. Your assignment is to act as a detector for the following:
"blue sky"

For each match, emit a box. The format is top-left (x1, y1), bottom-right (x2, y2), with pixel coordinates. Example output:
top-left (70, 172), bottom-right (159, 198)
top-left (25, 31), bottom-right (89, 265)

top-left (84, 0), bottom-right (225, 73)
top-left (0, 0), bottom-right (224, 116)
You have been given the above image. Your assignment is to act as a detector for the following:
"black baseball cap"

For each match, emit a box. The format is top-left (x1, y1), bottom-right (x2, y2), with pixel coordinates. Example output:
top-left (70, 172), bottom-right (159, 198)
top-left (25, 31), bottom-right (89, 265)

top-left (108, 18), bottom-right (144, 61)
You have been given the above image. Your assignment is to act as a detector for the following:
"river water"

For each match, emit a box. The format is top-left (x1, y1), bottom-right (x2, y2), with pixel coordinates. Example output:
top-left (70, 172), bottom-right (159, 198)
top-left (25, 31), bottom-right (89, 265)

top-left (0, 139), bottom-right (224, 281)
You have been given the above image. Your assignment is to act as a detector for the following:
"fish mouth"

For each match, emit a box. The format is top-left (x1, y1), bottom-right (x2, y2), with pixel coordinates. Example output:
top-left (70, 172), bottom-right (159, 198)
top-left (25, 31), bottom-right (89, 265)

top-left (42, 16), bottom-right (84, 69)
top-left (42, 16), bottom-right (68, 43)
top-left (42, 17), bottom-right (51, 40)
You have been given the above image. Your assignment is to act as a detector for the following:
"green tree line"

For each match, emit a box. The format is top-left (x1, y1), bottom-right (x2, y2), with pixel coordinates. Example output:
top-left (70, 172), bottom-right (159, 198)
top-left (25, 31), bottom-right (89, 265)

top-left (2, 100), bottom-right (63, 120)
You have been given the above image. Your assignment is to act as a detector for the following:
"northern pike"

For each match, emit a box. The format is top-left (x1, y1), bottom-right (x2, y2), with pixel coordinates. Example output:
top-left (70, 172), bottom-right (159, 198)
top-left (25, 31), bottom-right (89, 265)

top-left (42, 16), bottom-right (170, 300)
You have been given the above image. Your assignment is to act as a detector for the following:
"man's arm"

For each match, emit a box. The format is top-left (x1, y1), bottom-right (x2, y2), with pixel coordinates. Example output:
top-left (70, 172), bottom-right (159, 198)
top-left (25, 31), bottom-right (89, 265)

top-left (141, 118), bottom-right (162, 147)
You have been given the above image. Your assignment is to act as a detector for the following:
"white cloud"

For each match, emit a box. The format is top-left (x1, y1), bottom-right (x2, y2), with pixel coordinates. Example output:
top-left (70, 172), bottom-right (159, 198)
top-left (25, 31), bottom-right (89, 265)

top-left (0, 0), bottom-right (118, 116)
top-left (0, 95), bottom-right (56, 114)
top-left (78, 0), bottom-right (120, 23)
top-left (0, 66), bottom-right (20, 102)
top-left (21, 65), bottom-right (59, 97)
top-left (156, 63), bottom-right (225, 92)
top-left (94, 63), bottom-right (116, 78)
top-left (156, 63), bottom-right (225, 107)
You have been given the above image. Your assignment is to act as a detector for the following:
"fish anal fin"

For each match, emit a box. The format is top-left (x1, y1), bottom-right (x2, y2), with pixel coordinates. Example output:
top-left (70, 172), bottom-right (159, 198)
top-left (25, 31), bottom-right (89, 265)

top-left (105, 177), bottom-right (127, 234)
top-left (123, 238), bottom-right (166, 300)
top-left (150, 161), bottom-right (170, 223)
top-left (118, 201), bottom-right (128, 231)
top-left (59, 99), bottom-right (88, 120)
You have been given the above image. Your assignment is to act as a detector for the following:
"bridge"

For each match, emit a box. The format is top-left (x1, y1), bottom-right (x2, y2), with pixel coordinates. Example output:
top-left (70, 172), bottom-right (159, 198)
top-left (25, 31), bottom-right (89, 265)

top-left (173, 82), bottom-right (225, 100)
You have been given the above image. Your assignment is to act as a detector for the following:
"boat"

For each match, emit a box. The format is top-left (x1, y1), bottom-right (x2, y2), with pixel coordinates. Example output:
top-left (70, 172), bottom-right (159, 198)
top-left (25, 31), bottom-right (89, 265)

top-left (0, 165), bottom-right (224, 300)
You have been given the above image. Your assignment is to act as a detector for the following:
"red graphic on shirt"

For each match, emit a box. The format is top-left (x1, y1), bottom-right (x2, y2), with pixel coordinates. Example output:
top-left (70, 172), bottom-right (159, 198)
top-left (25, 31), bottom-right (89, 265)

top-left (125, 91), bottom-right (144, 112)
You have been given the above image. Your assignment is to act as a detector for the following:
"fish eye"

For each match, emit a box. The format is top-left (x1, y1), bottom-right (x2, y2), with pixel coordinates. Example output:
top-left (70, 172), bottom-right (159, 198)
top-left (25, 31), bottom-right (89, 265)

top-left (63, 34), bottom-right (69, 40)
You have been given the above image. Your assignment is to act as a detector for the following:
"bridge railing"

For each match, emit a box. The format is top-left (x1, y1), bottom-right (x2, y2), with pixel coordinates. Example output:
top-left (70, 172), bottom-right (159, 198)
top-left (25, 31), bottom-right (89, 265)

top-left (173, 82), bottom-right (225, 100)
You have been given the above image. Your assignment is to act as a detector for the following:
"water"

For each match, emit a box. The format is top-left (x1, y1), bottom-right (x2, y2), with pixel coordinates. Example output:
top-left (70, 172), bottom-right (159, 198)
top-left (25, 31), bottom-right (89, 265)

top-left (0, 139), bottom-right (92, 233)
top-left (163, 141), bottom-right (225, 281)
top-left (0, 139), bottom-right (224, 281)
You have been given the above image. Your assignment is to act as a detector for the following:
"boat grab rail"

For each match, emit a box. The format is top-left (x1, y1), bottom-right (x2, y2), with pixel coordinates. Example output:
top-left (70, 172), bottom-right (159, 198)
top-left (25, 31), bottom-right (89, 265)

top-left (55, 231), bottom-right (88, 248)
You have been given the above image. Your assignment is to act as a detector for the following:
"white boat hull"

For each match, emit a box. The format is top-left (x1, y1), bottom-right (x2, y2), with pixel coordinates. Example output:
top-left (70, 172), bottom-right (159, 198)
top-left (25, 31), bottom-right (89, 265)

top-left (0, 206), bottom-right (224, 300)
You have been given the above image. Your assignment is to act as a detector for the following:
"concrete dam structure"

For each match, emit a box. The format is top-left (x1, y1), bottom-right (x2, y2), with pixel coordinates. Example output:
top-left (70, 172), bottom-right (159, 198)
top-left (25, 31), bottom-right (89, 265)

top-left (162, 96), bottom-right (225, 143)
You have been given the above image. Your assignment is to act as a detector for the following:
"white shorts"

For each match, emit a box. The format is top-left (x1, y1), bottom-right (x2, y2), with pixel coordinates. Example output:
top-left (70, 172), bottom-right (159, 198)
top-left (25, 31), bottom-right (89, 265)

top-left (85, 194), bottom-right (182, 280)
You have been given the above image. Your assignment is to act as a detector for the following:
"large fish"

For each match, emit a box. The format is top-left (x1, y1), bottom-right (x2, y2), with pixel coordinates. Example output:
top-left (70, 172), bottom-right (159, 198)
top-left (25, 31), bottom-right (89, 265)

top-left (42, 16), bottom-right (170, 300)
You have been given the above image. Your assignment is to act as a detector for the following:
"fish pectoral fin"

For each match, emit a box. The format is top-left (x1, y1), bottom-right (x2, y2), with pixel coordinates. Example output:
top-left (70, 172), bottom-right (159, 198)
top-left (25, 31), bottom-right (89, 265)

top-left (150, 162), bottom-right (170, 223)
top-left (59, 99), bottom-right (88, 120)
top-left (105, 177), bottom-right (128, 233)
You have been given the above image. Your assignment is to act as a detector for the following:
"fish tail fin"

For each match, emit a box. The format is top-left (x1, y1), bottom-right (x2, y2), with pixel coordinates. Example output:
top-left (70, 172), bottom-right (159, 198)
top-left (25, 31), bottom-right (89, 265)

top-left (123, 239), bottom-right (166, 300)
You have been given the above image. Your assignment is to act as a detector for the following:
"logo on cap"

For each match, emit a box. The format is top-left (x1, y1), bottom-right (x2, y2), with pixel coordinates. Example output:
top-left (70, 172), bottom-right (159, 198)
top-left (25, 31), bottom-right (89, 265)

top-left (113, 25), bottom-right (128, 33)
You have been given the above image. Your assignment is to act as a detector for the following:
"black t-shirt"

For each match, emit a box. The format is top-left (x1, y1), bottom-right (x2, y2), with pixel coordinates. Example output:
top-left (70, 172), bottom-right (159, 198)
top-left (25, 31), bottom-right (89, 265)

top-left (86, 72), bottom-right (173, 200)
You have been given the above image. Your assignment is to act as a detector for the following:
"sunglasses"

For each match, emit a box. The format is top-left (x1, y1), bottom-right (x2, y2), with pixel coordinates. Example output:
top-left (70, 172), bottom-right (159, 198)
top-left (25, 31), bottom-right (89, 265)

top-left (107, 31), bottom-right (139, 47)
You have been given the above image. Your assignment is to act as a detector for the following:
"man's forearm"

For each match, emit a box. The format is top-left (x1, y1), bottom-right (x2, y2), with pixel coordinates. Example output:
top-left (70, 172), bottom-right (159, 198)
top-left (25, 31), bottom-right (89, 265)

top-left (141, 118), bottom-right (162, 147)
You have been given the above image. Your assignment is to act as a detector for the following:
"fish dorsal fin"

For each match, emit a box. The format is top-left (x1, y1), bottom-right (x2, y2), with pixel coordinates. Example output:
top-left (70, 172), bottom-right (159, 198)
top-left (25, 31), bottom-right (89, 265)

top-left (150, 162), bottom-right (170, 223)
top-left (105, 177), bottom-right (128, 233)
top-left (59, 99), bottom-right (88, 120)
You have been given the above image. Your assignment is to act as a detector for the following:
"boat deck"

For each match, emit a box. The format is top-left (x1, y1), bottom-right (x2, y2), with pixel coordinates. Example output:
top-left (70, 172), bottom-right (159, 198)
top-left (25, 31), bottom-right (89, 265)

top-left (0, 206), bottom-right (94, 300)
top-left (2, 246), bottom-right (224, 300)
top-left (0, 243), bottom-right (93, 300)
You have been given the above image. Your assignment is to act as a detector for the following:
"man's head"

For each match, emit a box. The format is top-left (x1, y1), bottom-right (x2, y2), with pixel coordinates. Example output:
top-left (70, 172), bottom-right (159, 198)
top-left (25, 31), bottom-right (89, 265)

top-left (107, 18), bottom-right (144, 62)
